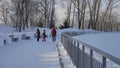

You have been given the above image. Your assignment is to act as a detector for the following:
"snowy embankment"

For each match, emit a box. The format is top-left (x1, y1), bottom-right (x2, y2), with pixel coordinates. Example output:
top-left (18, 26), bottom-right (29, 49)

top-left (73, 32), bottom-right (120, 59)
top-left (72, 32), bottom-right (120, 68)
top-left (58, 29), bottom-right (120, 68)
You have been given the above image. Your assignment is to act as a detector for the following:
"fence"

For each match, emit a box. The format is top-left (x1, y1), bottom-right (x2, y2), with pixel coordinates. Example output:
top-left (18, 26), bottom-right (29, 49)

top-left (61, 31), bottom-right (120, 68)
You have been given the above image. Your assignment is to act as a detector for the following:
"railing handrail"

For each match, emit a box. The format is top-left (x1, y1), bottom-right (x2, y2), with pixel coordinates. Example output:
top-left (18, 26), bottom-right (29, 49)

top-left (61, 31), bottom-right (120, 68)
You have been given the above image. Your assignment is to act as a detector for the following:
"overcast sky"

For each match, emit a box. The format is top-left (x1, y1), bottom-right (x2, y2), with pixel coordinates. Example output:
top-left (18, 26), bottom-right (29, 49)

top-left (55, 0), bottom-right (67, 26)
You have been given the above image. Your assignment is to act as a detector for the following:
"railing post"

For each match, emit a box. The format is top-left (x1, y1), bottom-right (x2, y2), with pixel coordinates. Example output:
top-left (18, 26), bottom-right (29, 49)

top-left (81, 45), bottom-right (85, 68)
top-left (61, 34), bottom-right (62, 43)
top-left (76, 43), bottom-right (80, 68)
top-left (102, 56), bottom-right (106, 68)
top-left (73, 41), bottom-right (76, 65)
top-left (90, 49), bottom-right (93, 68)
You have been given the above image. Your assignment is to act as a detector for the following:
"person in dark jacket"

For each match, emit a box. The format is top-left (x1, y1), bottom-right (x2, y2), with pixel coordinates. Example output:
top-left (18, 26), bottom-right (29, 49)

top-left (42, 29), bottom-right (46, 42)
top-left (51, 27), bottom-right (57, 41)
top-left (36, 28), bottom-right (40, 41)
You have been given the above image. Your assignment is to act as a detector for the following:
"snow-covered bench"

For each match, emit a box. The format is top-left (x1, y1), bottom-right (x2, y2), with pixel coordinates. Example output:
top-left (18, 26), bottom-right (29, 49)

top-left (21, 34), bottom-right (31, 40)
top-left (12, 37), bottom-right (18, 42)
top-left (9, 35), bottom-right (18, 42)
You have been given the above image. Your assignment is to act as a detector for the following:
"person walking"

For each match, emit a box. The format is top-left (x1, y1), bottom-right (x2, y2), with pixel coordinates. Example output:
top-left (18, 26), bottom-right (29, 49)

top-left (36, 28), bottom-right (40, 41)
top-left (42, 29), bottom-right (46, 42)
top-left (51, 27), bottom-right (57, 41)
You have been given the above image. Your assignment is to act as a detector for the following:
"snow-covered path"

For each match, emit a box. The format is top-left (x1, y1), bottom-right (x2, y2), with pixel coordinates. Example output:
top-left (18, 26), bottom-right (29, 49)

top-left (0, 38), bottom-right (60, 68)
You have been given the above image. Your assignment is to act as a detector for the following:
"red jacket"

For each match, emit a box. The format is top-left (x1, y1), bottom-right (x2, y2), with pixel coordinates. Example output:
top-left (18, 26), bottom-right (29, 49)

top-left (51, 28), bottom-right (56, 36)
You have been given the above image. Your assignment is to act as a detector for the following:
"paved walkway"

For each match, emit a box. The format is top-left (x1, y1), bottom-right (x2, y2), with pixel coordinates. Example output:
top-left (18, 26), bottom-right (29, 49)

top-left (0, 38), bottom-right (60, 68)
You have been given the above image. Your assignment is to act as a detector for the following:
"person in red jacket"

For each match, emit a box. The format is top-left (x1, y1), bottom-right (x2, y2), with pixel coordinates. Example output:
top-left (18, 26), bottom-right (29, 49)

top-left (51, 27), bottom-right (57, 41)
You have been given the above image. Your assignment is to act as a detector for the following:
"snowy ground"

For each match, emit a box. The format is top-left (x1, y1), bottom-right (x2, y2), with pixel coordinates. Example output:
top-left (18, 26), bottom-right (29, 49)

top-left (0, 37), bottom-right (60, 68)
top-left (0, 26), bottom-right (61, 68)
top-left (0, 25), bottom-right (81, 68)
top-left (0, 26), bottom-right (77, 68)
top-left (0, 25), bottom-right (120, 68)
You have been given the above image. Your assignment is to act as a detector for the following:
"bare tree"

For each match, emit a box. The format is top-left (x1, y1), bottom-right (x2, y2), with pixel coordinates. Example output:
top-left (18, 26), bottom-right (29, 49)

top-left (39, 0), bottom-right (56, 28)
top-left (71, 4), bottom-right (75, 28)
top-left (49, 0), bottom-right (55, 28)
top-left (11, 0), bottom-right (48, 31)
top-left (71, 0), bottom-right (87, 29)
top-left (66, 0), bottom-right (72, 28)
top-left (0, 1), bottom-right (10, 25)
top-left (87, 0), bottom-right (101, 29)
top-left (99, 0), bottom-right (120, 31)
top-left (70, 0), bottom-right (120, 31)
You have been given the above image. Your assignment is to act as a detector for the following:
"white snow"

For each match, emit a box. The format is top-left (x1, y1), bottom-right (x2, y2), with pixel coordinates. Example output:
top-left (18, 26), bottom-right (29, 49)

top-left (0, 25), bottom-right (120, 68)
top-left (73, 32), bottom-right (120, 59)
top-left (0, 39), bottom-right (60, 68)
top-left (0, 27), bottom-right (60, 68)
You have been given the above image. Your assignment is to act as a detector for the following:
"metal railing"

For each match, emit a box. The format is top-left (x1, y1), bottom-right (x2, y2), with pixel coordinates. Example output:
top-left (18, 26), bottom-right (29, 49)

top-left (61, 31), bottom-right (120, 68)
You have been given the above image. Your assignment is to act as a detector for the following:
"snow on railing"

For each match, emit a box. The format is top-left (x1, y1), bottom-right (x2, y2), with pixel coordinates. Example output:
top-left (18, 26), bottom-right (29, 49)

top-left (61, 30), bottom-right (120, 68)
top-left (62, 29), bottom-right (101, 37)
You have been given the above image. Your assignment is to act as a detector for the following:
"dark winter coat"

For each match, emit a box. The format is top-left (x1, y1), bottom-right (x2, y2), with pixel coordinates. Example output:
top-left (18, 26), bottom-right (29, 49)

top-left (36, 29), bottom-right (40, 38)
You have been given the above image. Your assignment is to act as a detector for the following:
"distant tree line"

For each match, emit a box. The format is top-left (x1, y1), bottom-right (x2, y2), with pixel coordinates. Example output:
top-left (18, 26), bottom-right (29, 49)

top-left (0, 0), bottom-right (56, 32)
top-left (66, 0), bottom-right (120, 31)
top-left (0, 0), bottom-right (120, 31)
